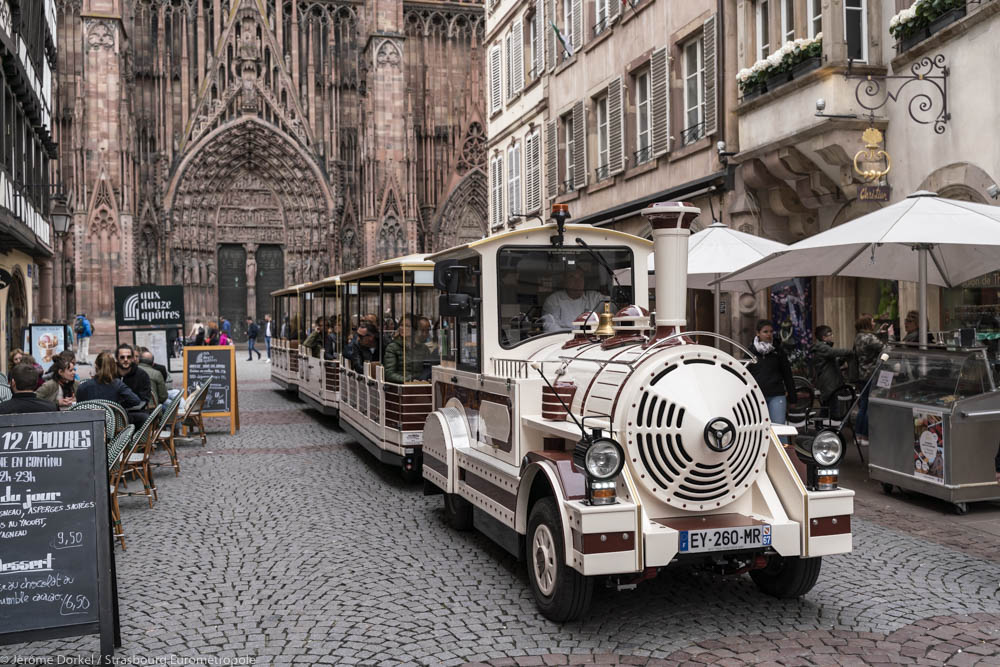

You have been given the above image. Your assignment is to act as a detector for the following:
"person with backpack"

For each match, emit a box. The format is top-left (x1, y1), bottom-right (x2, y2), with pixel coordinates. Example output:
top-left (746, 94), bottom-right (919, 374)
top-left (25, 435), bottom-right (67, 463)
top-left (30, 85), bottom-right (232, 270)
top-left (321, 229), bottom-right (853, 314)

top-left (246, 317), bottom-right (261, 361)
top-left (73, 313), bottom-right (93, 365)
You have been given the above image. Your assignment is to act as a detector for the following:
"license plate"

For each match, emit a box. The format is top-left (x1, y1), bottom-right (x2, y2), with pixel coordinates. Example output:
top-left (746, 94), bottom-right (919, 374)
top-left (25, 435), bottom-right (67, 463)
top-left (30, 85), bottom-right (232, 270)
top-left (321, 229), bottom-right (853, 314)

top-left (403, 432), bottom-right (423, 445)
top-left (678, 524), bottom-right (771, 553)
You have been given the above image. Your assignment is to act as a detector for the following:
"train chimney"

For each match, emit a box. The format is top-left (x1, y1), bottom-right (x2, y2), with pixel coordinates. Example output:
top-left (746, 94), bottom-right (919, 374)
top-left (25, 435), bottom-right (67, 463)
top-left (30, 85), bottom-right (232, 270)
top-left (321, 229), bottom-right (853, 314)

top-left (640, 201), bottom-right (700, 343)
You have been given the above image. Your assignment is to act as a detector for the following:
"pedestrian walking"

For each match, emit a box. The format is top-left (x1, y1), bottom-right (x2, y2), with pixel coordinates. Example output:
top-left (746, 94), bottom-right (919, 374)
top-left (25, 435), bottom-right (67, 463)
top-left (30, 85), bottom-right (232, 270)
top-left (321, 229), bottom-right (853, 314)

top-left (748, 320), bottom-right (796, 442)
top-left (852, 314), bottom-right (888, 446)
top-left (264, 314), bottom-right (273, 363)
top-left (74, 313), bottom-right (93, 365)
top-left (809, 325), bottom-right (854, 418)
top-left (246, 316), bottom-right (261, 360)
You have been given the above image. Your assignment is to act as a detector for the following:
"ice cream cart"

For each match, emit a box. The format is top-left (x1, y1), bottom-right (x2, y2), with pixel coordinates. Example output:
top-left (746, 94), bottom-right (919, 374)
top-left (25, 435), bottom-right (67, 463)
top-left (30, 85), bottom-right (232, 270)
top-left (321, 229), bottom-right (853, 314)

top-left (868, 344), bottom-right (1000, 514)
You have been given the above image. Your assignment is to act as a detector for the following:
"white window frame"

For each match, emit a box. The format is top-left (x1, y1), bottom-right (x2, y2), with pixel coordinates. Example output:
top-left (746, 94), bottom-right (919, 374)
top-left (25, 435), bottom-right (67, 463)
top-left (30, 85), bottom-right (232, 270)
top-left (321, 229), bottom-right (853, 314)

top-left (682, 37), bottom-right (704, 143)
top-left (504, 31), bottom-right (513, 101)
top-left (564, 114), bottom-right (575, 190)
top-left (844, 0), bottom-right (867, 63)
top-left (563, 0), bottom-right (574, 51)
top-left (528, 14), bottom-right (537, 78)
top-left (490, 153), bottom-right (504, 226)
top-left (596, 95), bottom-right (609, 177)
top-left (595, 0), bottom-right (608, 35)
top-left (780, 0), bottom-right (794, 42)
top-left (525, 128), bottom-right (541, 211)
top-left (807, 0), bottom-right (822, 38)
top-left (507, 142), bottom-right (522, 218)
top-left (756, 0), bottom-right (770, 61)
top-left (635, 69), bottom-right (651, 162)
top-left (488, 44), bottom-right (502, 114)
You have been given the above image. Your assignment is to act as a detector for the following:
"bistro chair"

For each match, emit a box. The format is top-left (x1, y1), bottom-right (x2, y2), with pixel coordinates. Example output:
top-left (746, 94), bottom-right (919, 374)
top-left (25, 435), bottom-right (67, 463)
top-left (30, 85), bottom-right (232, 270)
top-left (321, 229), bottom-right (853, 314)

top-left (0, 371), bottom-right (7, 384)
top-left (70, 400), bottom-right (118, 443)
top-left (121, 405), bottom-right (163, 507)
top-left (106, 425), bottom-right (135, 550)
top-left (151, 392), bottom-right (184, 476)
top-left (180, 378), bottom-right (212, 447)
top-left (0, 383), bottom-right (11, 403)
top-left (93, 400), bottom-right (129, 435)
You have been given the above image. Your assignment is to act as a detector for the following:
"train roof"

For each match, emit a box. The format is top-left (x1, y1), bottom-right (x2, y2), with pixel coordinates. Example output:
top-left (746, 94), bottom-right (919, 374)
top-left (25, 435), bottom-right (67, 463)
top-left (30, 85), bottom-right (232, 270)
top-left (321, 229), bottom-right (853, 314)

top-left (426, 223), bottom-right (653, 261)
top-left (337, 253), bottom-right (435, 282)
top-left (270, 281), bottom-right (313, 297)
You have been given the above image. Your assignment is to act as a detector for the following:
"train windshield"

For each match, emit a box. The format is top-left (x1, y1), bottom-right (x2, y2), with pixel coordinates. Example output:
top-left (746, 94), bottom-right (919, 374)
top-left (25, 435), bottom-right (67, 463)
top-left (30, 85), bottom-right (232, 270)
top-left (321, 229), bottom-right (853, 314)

top-left (497, 246), bottom-right (634, 348)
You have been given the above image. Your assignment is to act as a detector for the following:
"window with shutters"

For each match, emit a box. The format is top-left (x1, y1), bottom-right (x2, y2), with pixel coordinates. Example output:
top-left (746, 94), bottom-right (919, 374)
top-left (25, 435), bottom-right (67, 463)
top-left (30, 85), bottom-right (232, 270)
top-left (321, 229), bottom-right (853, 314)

top-left (844, 0), bottom-right (867, 62)
top-left (488, 45), bottom-right (502, 115)
top-left (525, 129), bottom-right (542, 212)
top-left (808, 0), bottom-right (822, 38)
top-left (561, 0), bottom-right (574, 59)
top-left (563, 113), bottom-right (576, 192)
top-left (527, 11), bottom-right (538, 80)
top-left (681, 37), bottom-right (705, 146)
top-left (490, 153), bottom-right (504, 228)
top-left (513, 19), bottom-right (524, 94)
top-left (505, 31), bottom-right (514, 101)
top-left (595, 95), bottom-right (609, 181)
top-left (756, 0), bottom-right (770, 60)
top-left (781, 0), bottom-right (795, 41)
top-left (507, 142), bottom-right (522, 218)
top-left (634, 69), bottom-right (652, 165)
top-left (593, 0), bottom-right (609, 36)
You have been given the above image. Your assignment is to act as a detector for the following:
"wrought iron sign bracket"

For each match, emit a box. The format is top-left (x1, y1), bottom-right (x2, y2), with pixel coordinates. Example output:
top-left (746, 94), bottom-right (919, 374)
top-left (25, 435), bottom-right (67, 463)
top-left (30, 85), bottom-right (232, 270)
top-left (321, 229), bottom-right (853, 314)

top-left (846, 55), bottom-right (950, 134)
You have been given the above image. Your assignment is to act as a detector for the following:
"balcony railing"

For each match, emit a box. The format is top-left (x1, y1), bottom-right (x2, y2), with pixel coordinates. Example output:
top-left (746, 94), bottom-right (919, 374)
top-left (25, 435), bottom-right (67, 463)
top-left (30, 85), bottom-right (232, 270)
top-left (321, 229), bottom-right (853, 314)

top-left (680, 121), bottom-right (705, 146)
top-left (562, 178), bottom-right (576, 193)
top-left (634, 145), bottom-right (653, 166)
top-left (593, 15), bottom-right (610, 36)
top-left (594, 163), bottom-right (610, 182)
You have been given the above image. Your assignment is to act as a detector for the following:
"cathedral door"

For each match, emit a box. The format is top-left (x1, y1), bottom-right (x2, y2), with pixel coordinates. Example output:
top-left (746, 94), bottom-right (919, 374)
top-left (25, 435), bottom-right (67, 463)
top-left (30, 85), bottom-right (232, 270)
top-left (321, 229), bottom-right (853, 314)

top-left (218, 244), bottom-right (248, 341)
top-left (255, 245), bottom-right (284, 322)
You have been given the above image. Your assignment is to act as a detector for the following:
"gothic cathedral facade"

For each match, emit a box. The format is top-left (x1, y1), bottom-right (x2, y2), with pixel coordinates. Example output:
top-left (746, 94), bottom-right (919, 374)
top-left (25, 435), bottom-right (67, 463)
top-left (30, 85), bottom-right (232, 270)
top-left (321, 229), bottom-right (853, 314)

top-left (56, 0), bottom-right (487, 323)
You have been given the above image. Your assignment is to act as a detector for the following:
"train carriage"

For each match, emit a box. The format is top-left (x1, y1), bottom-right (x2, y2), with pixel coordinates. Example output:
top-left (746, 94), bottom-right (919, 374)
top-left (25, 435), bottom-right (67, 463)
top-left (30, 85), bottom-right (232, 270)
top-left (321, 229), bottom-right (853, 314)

top-left (420, 202), bottom-right (855, 621)
top-left (337, 255), bottom-right (439, 480)
top-left (295, 277), bottom-right (342, 416)
top-left (270, 282), bottom-right (310, 391)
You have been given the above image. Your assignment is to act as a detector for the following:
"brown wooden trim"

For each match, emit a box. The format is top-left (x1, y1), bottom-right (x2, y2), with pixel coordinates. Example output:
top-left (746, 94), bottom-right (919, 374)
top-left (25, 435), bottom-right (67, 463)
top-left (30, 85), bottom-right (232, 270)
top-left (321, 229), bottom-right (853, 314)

top-left (460, 468), bottom-right (517, 510)
top-left (524, 452), bottom-right (587, 500)
top-left (423, 450), bottom-right (449, 477)
top-left (809, 515), bottom-right (850, 537)
top-left (543, 437), bottom-right (566, 451)
top-left (652, 513), bottom-right (766, 531)
top-left (572, 529), bottom-right (636, 554)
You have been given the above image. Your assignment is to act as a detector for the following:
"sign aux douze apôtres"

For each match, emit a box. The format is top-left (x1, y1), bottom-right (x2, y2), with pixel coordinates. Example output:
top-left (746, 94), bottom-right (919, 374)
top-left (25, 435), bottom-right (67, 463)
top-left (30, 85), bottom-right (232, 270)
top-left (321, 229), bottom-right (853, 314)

top-left (114, 286), bottom-right (185, 328)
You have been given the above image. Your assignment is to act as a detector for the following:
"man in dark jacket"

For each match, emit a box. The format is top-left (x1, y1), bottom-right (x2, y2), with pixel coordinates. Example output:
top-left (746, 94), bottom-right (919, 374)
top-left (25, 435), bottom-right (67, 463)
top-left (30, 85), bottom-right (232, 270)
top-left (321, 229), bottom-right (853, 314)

top-left (0, 365), bottom-right (58, 414)
top-left (116, 343), bottom-right (153, 408)
top-left (345, 323), bottom-right (379, 373)
top-left (246, 317), bottom-right (261, 361)
top-left (809, 325), bottom-right (853, 414)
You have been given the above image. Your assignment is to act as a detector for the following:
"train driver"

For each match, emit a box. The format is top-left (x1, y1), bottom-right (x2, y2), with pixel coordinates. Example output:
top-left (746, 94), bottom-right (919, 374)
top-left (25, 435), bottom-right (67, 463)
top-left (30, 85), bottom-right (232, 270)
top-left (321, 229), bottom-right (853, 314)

top-left (541, 267), bottom-right (608, 332)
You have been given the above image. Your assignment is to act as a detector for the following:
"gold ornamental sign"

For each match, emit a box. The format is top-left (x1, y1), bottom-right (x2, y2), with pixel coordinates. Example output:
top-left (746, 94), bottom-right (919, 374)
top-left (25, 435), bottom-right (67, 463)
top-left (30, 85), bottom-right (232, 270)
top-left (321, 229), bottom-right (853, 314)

top-left (854, 127), bottom-right (891, 201)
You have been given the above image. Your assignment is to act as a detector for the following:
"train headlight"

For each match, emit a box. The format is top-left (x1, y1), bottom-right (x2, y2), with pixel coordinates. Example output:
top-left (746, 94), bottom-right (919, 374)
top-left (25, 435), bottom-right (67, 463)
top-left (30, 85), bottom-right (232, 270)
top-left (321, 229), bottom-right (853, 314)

top-left (583, 438), bottom-right (624, 480)
top-left (812, 430), bottom-right (844, 467)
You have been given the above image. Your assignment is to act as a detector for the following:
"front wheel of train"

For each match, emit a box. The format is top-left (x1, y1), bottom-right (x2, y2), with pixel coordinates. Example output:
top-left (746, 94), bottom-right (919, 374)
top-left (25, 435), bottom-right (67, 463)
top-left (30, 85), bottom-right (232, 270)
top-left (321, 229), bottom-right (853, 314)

top-left (443, 493), bottom-right (473, 531)
top-left (526, 498), bottom-right (593, 622)
top-left (749, 554), bottom-right (822, 598)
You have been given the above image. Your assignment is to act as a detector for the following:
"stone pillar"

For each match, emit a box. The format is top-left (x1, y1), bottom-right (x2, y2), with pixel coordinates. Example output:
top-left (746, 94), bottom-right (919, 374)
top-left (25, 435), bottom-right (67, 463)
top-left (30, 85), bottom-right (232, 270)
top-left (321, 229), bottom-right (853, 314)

top-left (246, 243), bottom-right (257, 322)
top-left (52, 240), bottom-right (65, 323)
top-left (817, 276), bottom-right (857, 349)
top-left (38, 260), bottom-right (54, 322)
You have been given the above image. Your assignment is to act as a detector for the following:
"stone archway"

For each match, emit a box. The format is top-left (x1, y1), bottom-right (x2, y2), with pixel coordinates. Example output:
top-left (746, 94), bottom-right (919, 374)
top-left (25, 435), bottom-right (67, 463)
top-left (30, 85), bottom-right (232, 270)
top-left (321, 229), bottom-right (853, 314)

top-left (4, 267), bottom-right (27, 355)
top-left (165, 116), bottom-right (334, 323)
top-left (434, 169), bottom-right (488, 250)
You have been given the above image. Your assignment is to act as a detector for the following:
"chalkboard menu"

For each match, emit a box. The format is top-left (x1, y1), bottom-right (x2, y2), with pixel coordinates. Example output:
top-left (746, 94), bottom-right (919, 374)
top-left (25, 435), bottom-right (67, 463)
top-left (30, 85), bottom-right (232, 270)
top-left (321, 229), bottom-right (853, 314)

top-left (183, 345), bottom-right (240, 435)
top-left (0, 411), bottom-right (118, 655)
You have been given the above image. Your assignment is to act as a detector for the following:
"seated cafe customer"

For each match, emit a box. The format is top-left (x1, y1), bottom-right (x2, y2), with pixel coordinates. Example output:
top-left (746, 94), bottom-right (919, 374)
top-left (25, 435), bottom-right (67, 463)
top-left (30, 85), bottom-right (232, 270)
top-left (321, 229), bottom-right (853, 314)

top-left (77, 352), bottom-right (146, 425)
top-left (0, 365), bottom-right (58, 414)
top-left (37, 354), bottom-right (79, 410)
top-left (116, 343), bottom-right (153, 409)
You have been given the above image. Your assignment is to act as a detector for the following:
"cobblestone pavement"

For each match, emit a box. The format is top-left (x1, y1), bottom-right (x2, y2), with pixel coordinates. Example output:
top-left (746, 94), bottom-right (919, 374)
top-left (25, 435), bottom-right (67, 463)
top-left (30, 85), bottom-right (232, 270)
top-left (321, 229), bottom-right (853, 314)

top-left (4, 359), bottom-right (1000, 666)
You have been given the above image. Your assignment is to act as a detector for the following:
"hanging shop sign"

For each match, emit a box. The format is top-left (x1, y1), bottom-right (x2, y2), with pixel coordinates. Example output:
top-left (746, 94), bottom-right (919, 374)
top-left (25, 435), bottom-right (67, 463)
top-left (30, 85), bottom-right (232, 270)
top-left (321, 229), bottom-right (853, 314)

top-left (113, 286), bottom-right (185, 328)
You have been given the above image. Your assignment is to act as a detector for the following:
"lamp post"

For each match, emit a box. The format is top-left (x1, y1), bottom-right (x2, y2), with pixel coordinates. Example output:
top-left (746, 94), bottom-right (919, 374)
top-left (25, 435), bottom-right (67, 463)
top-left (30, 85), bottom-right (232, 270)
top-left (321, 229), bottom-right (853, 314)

top-left (49, 193), bottom-right (72, 322)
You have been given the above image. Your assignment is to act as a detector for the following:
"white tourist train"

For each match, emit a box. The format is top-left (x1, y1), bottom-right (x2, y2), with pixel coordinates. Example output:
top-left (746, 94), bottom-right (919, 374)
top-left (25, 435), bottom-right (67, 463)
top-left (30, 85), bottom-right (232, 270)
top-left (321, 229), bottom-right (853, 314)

top-left (271, 202), bottom-right (855, 621)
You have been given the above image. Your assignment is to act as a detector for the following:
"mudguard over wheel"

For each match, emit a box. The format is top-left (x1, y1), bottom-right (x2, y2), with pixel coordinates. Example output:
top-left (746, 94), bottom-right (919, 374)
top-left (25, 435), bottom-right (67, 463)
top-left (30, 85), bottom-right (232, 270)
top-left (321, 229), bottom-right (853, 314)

top-left (444, 493), bottom-right (473, 531)
top-left (750, 555), bottom-right (822, 598)
top-left (526, 498), bottom-right (593, 622)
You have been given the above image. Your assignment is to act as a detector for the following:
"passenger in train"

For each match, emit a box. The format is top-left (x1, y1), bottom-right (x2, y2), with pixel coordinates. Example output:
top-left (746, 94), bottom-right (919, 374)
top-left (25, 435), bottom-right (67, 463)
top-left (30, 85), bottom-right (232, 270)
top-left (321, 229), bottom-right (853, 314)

top-left (383, 317), bottom-right (432, 384)
top-left (541, 267), bottom-right (608, 332)
top-left (302, 318), bottom-right (326, 357)
top-left (346, 323), bottom-right (380, 373)
top-left (323, 319), bottom-right (339, 360)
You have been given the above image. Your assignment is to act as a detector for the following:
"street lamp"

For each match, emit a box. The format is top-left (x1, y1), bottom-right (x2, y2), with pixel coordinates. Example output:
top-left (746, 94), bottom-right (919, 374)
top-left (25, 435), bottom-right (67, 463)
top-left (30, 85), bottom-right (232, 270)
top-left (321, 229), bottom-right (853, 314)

top-left (50, 195), bottom-right (71, 236)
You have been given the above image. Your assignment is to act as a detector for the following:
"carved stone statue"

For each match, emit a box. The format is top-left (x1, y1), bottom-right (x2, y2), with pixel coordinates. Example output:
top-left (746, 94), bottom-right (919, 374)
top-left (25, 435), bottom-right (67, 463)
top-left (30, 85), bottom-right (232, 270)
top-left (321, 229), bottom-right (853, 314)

top-left (246, 252), bottom-right (257, 286)
top-left (207, 259), bottom-right (216, 286)
top-left (172, 255), bottom-right (182, 284)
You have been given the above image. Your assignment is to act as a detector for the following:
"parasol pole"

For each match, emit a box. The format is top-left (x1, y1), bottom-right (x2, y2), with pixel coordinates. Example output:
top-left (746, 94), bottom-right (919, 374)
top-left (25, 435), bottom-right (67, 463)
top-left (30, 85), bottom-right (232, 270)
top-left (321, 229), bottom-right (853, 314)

top-left (714, 273), bottom-right (721, 349)
top-left (918, 245), bottom-right (929, 350)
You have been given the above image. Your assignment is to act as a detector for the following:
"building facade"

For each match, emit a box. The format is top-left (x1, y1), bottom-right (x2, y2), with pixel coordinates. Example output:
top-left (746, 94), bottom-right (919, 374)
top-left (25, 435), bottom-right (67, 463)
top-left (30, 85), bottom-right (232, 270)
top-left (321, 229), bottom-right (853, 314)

top-left (54, 0), bottom-right (487, 335)
top-left (733, 0), bottom-right (1000, 358)
top-left (0, 0), bottom-right (59, 371)
top-left (485, 0), bottom-right (739, 333)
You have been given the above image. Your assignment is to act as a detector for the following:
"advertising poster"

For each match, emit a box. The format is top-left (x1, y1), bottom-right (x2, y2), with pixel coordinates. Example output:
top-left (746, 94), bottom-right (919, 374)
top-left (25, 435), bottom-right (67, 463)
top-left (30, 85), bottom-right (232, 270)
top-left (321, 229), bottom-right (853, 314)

top-left (913, 409), bottom-right (945, 484)
top-left (770, 278), bottom-right (813, 373)
top-left (134, 329), bottom-right (170, 373)
top-left (28, 324), bottom-right (69, 371)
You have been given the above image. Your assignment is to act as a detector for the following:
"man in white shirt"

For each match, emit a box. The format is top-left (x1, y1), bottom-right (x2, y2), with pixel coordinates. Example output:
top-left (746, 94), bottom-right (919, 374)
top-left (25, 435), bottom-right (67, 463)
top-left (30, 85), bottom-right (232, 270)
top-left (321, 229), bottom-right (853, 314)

top-left (541, 268), bottom-right (608, 332)
top-left (264, 314), bottom-right (273, 363)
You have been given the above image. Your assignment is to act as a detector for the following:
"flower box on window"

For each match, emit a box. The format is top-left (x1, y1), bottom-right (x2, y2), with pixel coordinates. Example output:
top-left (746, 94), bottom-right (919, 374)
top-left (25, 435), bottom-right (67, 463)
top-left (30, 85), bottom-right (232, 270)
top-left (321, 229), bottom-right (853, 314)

top-left (891, 1), bottom-right (966, 52)
top-left (737, 35), bottom-right (822, 100)
top-left (791, 56), bottom-right (822, 78)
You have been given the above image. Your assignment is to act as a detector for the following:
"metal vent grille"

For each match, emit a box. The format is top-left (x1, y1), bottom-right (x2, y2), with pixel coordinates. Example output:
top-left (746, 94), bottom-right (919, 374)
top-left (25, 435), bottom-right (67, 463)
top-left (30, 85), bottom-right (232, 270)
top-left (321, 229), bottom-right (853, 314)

top-left (626, 351), bottom-right (770, 510)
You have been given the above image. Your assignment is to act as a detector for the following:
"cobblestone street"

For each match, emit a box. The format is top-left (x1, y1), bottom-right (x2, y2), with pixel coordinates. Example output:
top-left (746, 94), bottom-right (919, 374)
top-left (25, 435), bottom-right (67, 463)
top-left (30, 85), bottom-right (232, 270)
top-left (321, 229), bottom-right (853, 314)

top-left (4, 359), bottom-right (1000, 666)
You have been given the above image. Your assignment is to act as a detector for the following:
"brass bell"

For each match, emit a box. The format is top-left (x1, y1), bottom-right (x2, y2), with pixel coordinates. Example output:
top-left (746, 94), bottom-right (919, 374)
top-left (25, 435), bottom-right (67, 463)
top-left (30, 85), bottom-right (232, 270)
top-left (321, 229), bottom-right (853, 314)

top-left (594, 302), bottom-right (616, 338)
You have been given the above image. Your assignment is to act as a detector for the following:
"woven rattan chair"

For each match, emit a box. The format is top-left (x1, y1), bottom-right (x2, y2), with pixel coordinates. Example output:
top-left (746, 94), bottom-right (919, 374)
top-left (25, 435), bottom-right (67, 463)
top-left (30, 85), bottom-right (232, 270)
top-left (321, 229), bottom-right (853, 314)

top-left (69, 400), bottom-right (117, 443)
top-left (0, 383), bottom-right (11, 403)
top-left (151, 392), bottom-right (184, 476)
top-left (180, 378), bottom-right (212, 447)
top-left (107, 425), bottom-right (135, 549)
top-left (92, 400), bottom-right (129, 435)
top-left (0, 372), bottom-right (7, 385)
top-left (121, 405), bottom-right (163, 507)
